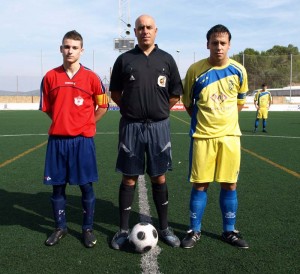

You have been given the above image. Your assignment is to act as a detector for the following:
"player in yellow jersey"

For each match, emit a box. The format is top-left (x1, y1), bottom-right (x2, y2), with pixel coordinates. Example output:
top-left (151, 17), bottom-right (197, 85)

top-left (253, 83), bottom-right (272, 133)
top-left (181, 24), bottom-right (249, 249)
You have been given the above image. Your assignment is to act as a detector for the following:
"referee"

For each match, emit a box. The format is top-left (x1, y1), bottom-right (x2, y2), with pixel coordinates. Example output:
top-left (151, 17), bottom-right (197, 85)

top-left (109, 14), bottom-right (183, 250)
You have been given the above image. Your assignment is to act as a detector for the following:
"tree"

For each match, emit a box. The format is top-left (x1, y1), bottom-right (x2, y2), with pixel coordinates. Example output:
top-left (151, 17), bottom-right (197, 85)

top-left (231, 44), bottom-right (300, 91)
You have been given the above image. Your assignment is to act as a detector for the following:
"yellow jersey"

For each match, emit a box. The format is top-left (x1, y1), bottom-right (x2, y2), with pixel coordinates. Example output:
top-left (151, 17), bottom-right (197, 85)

top-left (254, 90), bottom-right (272, 108)
top-left (183, 58), bottom-right (248, 138)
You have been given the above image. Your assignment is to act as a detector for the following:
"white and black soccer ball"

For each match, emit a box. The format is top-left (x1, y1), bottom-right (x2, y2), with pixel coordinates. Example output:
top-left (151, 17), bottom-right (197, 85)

top-left (129, 222), bottom-right (158, 253)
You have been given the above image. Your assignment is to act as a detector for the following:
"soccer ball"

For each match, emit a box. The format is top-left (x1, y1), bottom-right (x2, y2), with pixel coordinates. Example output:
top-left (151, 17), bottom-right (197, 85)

top-left (129, 222), bottom-right (158, 253)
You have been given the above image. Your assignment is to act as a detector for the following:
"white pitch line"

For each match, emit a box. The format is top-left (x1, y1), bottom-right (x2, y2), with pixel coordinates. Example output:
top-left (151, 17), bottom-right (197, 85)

top-left (138, 175), bottom-right (162, 274)
top-left (0, 132), bottom-right (119, 137)
top-left (0, 131), bottom-right (300, 139)
top-left (1, 132), bottom-right (299, 139)
top-left (242, 134), bottom-right (300, 139)
top-left (0, 133), bottom-right (48, 137)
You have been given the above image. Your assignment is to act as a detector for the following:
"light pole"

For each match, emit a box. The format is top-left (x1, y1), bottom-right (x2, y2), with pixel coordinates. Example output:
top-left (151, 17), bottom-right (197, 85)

top-left (176, 50), bottom-right (180, 73)
top-left (120, 19), bottom-right (131, 36)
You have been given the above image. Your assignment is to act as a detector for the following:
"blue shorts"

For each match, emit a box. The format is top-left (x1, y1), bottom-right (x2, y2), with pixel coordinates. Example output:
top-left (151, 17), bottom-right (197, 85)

top-left (43, 136), bottom-right (98, 185)
top-left (116, 117), bottom-right (172, 177)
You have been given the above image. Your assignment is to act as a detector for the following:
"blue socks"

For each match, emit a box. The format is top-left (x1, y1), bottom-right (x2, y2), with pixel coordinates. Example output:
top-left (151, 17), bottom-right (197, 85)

top-left (219, 188), bottom-right (237, 232)
top-left (255, 118), bottom-right (267, 129)
top-left (51, 183), bottom-right (96, 230)
top-left (51, 185), bottom-right (67, 229)
top-left (189, 187), bottom-right (238, 233)
top-left (254, 118), bottom-right (259, 129)
top-left (189, 188), bottom-right (207, 232)
top-left (80, 183), bottom-right (95, 231)
top-left (51, 197), bottom-right (67, 229)
top-left (263, 119), bottom-right (267, 129)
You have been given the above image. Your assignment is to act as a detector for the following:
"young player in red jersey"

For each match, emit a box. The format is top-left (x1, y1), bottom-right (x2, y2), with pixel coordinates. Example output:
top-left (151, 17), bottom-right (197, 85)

top-left (40, 30), bottom-right (108, 248)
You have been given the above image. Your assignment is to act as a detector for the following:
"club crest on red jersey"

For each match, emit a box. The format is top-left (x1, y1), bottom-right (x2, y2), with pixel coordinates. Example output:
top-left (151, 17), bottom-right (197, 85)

top-left (74, 96), bottom-right (84, 106)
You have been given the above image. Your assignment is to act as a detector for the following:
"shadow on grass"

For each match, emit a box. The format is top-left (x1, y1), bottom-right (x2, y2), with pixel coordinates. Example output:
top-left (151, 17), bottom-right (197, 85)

top-left (1, 187), bottom-right (207, 251)
top-left (0, 188), bottom-right (140, 250)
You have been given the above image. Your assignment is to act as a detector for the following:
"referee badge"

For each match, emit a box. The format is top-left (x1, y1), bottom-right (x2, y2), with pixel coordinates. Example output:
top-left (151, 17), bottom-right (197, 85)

top-left (158, 75), bottom-right (166, 87)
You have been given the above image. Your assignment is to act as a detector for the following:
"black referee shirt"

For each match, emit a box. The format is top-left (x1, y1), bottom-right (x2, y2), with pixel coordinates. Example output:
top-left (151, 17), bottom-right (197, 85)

top-left (109, 45), bottom-right (183, 121)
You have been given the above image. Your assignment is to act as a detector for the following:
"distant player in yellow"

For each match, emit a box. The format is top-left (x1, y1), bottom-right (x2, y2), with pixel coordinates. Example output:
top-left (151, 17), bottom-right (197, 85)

top-left (181, 24), bottom-right (249, 249)
top-left (253, 83), bottom-right (272, 133)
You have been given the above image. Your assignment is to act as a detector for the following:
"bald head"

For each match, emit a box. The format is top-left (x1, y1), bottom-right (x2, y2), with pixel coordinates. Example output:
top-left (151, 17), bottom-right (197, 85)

top-left (134, 14), bottom-right (157, 53)
top-left (135, 14), bottom-right (156, 29)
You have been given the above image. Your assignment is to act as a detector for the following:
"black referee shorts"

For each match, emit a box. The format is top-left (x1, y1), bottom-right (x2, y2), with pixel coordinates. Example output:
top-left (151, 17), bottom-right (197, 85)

top-left (116, 117), bottom-right (172, 177)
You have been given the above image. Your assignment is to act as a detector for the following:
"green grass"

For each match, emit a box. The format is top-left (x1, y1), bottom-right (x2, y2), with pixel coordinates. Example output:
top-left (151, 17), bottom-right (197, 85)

top-left (0, 110), bottom-right (299, 274)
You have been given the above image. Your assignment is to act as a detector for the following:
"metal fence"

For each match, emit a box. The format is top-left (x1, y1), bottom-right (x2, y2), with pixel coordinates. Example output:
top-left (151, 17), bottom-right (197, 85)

top-left (1, 54), bottom-right (300, 95)
top-left (232, 54), bottom-right (300, 92)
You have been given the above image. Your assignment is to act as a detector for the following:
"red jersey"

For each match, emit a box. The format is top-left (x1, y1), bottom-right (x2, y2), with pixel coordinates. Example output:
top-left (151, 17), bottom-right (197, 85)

top-left (40, 65), bottom-right (108, 137)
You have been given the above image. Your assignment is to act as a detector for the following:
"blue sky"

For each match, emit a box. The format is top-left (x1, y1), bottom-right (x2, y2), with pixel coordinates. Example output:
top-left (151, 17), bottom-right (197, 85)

top-left (1, 0), bottom-right (299, 91)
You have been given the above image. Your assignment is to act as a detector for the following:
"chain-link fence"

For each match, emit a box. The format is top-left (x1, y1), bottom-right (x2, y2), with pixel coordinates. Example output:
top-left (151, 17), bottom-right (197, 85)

top-left (1, 54), bottom-right (300, 96)
top-left (232, 54), bottom-right (300, 92)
